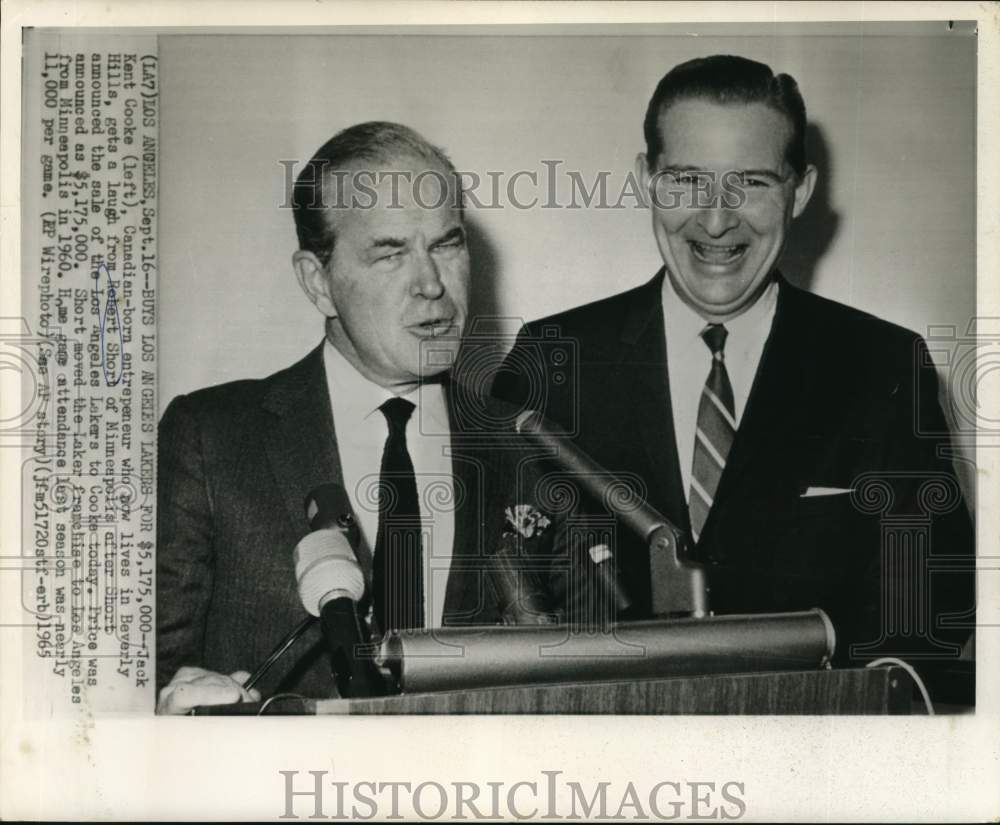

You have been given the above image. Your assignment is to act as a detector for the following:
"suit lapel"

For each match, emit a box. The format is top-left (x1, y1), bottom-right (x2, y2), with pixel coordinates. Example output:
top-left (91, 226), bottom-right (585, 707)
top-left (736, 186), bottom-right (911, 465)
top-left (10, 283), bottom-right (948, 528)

top-left (260, 352), bottom-right (506, 622)
top-left (261, 342), bottom-right (345, 543)
top-left (706, 277), bottom-right (810, 527)
top-left (619, 269), bottom-right (691, 533)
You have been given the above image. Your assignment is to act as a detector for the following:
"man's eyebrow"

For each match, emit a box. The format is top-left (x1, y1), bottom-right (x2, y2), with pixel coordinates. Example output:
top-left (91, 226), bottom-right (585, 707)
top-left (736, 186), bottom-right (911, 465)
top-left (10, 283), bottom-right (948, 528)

top-left (431, 226), bottom-right (466, 245)
top-left (366, 236), bottom-right (407, 250)
top-left (734, 168), bottom-right (785, 181)
top-left (659, 165), bottom-right (785, 181)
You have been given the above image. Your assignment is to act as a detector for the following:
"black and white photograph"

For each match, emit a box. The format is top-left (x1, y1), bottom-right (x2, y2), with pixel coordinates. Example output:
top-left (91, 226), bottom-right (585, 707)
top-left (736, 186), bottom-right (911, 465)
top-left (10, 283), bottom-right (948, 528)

top-left (2, 2), bottom-right (998, 821)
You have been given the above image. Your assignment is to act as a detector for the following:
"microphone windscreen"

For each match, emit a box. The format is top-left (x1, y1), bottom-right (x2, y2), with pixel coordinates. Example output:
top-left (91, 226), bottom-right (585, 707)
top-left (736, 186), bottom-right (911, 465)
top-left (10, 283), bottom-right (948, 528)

top-left (293, 529), bottom-right (366, 615)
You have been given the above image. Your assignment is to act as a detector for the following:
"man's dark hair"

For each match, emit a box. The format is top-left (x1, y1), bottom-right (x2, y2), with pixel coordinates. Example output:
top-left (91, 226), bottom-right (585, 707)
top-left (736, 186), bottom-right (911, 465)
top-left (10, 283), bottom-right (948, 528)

top-left (292, 121), bottom-right (459, 267)
top-left (643, 55), bottom-right (808, 177)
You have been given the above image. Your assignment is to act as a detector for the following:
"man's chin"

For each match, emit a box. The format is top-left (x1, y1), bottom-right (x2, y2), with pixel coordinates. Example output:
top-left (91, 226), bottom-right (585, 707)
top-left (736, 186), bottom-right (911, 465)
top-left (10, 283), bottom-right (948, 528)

top-left (670, 263), bottom-right (774, 316)
top-left (415, 350), bottom-right (461, 381)
top-left (415, 366), bottom-right (452, 382)
top-left (677, 280), bottom-right (762, 320)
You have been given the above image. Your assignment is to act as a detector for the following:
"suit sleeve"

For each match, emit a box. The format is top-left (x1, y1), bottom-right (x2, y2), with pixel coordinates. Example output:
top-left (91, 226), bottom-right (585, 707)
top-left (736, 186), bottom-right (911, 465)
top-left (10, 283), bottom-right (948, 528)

top-left (542, 511), bottom-right (626, 629)
top-left (514, 457), bottom-right (621, 629)
top-left (902, 336), bottom-right (975, 647)
top-left (851, 335), bottom-right (975, 666)
top-left (156, 394), bottom-right (217, 691)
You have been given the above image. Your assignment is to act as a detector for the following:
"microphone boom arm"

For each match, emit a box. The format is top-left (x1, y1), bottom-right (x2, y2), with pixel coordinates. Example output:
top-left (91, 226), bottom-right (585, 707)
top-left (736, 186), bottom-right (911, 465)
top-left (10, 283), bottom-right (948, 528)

top-left (515, 409), bottom-right (709, 618)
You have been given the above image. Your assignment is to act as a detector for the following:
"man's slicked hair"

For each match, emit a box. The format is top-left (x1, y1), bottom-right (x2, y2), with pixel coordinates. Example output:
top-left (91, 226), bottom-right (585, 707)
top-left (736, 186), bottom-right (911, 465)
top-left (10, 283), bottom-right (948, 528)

top-left (292, 121), bottom-right (459, 267)
top-left (643, 55), bottom-right (808, 177)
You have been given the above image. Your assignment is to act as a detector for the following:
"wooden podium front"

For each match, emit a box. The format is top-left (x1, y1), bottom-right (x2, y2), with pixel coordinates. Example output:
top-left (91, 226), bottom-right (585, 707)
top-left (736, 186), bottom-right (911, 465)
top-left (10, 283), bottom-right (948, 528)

top-left (306, 666), bottom-right (912, 715)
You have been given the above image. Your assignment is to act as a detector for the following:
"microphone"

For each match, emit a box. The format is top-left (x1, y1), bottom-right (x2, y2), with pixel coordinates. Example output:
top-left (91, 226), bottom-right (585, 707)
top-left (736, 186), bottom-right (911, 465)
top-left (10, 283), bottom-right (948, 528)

top-left (306, 482), bottom-right (362, 538)
top-left (294, 484), bottom-right (385, 698)
top-left (516, 410), bottom-right (674, 542)
top-left (514, 409), bottom-right (709, 618)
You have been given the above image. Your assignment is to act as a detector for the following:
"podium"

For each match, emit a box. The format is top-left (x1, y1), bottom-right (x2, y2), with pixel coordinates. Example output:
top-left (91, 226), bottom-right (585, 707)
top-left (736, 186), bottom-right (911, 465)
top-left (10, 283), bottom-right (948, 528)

top-left (195, 610), bottom-right (920, 715)
top-left (261, 665), bottom-right (910, 715)
top-left (192, 612), bottom-right (920, 715)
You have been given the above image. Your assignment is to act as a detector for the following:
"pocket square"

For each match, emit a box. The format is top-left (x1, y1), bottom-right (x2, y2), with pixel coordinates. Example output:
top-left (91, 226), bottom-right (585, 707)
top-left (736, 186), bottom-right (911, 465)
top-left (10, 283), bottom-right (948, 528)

top-left (801, 486), bottom-right (854, 498)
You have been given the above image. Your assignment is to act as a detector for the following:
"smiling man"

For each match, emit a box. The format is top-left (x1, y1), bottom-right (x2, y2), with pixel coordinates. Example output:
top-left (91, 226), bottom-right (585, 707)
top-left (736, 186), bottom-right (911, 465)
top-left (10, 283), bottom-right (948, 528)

top-left (638, 96), bottom-right (815, 326)
top-left (156, 122), bottom-right (574, 713)
top-left (494, 56), bottom-right (974, 690)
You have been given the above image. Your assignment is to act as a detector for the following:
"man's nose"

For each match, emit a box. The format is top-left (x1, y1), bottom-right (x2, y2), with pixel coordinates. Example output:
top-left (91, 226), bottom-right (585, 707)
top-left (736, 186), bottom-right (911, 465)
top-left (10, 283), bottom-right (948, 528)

top-left (696, 187), bottom-right (741, 237)
top-left (411, 251), bottom-right (445, 299)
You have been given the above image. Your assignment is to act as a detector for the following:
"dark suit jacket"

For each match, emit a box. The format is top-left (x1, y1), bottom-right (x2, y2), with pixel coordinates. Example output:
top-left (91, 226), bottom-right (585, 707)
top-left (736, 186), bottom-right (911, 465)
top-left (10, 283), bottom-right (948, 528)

top-left (157, 343), bottom-right (575, 697)
top-left (493, 271), bottom-right (975, 672)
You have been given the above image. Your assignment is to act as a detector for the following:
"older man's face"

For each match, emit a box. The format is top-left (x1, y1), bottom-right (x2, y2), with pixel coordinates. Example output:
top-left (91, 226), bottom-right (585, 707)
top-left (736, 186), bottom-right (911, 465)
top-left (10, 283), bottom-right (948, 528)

top-left (318, 156), bottom-right (469, 388)
top-left (638, 99), bottom-right (816, 321)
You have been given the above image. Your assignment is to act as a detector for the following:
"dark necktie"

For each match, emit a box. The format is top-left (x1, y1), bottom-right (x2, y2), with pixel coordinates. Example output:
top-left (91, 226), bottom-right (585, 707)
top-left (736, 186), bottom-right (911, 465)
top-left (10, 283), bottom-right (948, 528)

top-left (372, 397), bottom-right (424, 632)
top-left (689, 324), bottom-right (736, 543)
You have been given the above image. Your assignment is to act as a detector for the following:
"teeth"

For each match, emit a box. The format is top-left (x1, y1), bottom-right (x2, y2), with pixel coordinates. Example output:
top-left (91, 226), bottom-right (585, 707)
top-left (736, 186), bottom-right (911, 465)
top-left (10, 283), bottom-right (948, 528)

top-left (690, 241), bottom-right (745, 262)
top-left (419, 321), bottom-right (452, 338)
top-left (694, 242), bottom-right (741, 253)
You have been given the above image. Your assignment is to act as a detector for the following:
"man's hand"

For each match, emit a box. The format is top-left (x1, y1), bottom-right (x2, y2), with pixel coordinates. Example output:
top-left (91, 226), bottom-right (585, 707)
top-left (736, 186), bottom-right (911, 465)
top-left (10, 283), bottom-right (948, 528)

top-left (156, 666), bottom-right (261, 715)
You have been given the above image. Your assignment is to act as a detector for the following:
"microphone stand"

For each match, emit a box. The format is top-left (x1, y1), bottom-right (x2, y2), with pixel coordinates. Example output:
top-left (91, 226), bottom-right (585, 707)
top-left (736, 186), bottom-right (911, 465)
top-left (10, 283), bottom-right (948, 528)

top-left (646, 523), bottom-right (709, 619)
top-left (515, 410), bottom-right (710, 618)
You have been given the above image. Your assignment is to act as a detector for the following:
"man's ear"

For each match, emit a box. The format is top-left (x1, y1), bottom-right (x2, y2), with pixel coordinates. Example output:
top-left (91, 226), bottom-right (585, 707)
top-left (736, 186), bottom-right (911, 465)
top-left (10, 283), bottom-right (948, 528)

top-left (634, 153), bottom-right (653, 208)
top-left (292, 250), bottom-right (338, 318)
top-left (792, 164), bottom-right (818, 219)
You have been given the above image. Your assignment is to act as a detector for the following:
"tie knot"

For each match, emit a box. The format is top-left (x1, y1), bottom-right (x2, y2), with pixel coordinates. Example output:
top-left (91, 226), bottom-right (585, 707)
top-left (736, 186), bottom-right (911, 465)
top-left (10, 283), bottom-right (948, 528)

top-left (701, 324), bottom-right (728, 358)
top-left (379, 397), bottom-right (416, 436)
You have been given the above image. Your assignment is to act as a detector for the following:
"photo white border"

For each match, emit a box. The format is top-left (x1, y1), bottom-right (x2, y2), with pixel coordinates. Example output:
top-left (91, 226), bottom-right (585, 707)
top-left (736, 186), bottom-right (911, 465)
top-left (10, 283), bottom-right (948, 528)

top-left (1, 2), bottom-right (997, 821)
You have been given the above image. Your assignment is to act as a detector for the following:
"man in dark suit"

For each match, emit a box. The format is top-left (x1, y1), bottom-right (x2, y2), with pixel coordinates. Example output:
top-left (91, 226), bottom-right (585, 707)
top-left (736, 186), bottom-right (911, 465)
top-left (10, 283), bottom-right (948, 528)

top-left (157, 122), bottom-right (574, 713)
top-left (493, 56), bottom-right (975, 684)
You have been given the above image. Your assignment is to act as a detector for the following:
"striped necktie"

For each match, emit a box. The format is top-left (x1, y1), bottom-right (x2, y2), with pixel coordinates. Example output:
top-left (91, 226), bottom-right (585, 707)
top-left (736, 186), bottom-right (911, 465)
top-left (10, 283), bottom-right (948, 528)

top-left (689, 324), bottom-right (736, 543)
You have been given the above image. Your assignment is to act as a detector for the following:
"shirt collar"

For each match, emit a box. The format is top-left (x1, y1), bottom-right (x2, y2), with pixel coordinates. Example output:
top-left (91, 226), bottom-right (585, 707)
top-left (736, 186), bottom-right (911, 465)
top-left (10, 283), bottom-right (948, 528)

top-left (661, 271), bottom-right (779, 343)
top-left (323, 339), bottom-right (449, 428)
top-left (661, 272), bottom-right (710, 342)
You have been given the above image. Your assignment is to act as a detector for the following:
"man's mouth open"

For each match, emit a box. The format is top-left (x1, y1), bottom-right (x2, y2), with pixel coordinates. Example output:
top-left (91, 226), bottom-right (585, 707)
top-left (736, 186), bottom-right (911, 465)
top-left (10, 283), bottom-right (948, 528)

top-left (689, 240), bottom-right (748, 266)
top-left (410, 319), bottom-right (457, 338)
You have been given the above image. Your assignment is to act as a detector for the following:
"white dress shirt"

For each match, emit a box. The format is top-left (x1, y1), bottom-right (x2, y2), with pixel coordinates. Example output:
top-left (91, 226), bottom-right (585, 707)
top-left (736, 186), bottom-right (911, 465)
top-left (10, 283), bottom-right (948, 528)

top-left (661, 275), bottom-right (778, 501)
top-left (323, 341), bottom-right (454, 627)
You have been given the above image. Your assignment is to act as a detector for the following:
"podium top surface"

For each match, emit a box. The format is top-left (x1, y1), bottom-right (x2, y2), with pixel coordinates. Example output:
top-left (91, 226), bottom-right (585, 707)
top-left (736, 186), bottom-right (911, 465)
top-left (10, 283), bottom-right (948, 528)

top-left (306, 666), bottom-right (913, 716)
